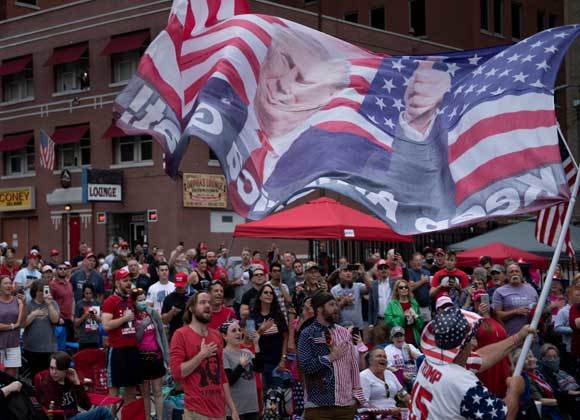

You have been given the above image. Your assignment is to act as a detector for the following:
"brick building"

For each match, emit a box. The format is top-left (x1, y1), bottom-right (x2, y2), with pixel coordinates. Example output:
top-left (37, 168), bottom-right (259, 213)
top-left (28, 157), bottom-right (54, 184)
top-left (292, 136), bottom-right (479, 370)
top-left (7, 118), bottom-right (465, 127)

top-left (0, 0), bottom-right (571, 259)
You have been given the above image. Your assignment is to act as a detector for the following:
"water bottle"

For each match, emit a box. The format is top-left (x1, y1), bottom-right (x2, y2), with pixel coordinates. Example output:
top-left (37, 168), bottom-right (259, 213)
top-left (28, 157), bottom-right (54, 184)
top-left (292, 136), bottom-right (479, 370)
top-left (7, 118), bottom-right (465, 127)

top-left (47, 401), bottom-right (55, 419)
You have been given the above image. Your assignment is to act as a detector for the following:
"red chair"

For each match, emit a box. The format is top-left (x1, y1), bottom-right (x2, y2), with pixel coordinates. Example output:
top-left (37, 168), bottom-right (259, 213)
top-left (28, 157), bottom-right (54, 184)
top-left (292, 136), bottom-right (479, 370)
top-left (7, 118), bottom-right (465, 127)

top-left (72, 349), bottom-right (123, 412)
top-left (120, 398), bottom-right (145, 420)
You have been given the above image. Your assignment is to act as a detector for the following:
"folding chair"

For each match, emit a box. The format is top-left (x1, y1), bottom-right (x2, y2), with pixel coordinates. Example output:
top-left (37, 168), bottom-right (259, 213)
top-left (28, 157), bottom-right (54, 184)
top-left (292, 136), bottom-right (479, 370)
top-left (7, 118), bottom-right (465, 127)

top-left (120, 397), bottom-right (145, 420)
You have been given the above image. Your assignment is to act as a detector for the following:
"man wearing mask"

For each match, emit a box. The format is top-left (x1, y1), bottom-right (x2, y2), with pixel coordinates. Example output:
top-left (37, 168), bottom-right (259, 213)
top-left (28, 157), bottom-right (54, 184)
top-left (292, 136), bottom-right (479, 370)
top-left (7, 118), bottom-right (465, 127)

top-left (421, 247), bottom-right (435, 274)
top-left (430, 251), bottom-right (468, 305)
top-left (240, 265), bottom-right (267, 319)
top-left (408, 253), bottom-right (433, 321)
top-left (206, 251), bottom-right (227, 283)
top-left (298, 292), bottom-right (367, 419)
top-left (102, 269), bottom-right (142, 404)
top-left (330, 264), bottom-right (371, 330)
top-left (50, 264), bottom-right (75, 342)
top-left (161, 272), bottom-right (190, 340)
top-left (70, 253), bottom-right (104, 302)
top-left (292, 262), bottom-right (324, 315)
top-left (127, 258), bottom-right (151, 292)
top-left (492, 263), bottom-right (538, 336)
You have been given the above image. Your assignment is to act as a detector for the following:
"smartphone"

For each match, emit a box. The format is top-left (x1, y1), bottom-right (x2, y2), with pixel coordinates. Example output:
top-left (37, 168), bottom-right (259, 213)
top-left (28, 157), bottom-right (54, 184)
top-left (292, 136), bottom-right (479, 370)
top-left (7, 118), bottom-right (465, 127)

top-left (351, 327), bottom-right (360, 344)
top-left (43, 285), bottom-right (50, 298)
top-left (246, 319), bottom-right (256, 333)
top-left (480, 294), bottom-right (490, 305)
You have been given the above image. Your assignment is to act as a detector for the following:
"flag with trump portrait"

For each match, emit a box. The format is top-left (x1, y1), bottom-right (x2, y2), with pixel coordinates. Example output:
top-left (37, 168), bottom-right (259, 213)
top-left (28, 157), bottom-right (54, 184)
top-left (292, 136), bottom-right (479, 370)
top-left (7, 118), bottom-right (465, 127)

top-left (113, 0), bottom-right (580, 235)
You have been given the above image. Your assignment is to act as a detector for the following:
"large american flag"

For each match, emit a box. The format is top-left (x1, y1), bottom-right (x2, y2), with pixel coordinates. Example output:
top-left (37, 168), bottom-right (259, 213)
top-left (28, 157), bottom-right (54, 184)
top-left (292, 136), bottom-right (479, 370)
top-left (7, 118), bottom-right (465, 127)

top-left (113, 0), bottom-right (579, 235)
top-left (535, 136), bottom-right (577, 258)
top-left (39, 129), bottom-right (55, 171)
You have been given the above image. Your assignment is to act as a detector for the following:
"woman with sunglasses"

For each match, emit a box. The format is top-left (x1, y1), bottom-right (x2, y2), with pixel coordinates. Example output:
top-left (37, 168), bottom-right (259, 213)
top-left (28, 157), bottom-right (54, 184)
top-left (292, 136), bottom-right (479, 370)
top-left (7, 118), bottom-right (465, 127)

top-left (384, 279), bottom-right (424, 346)
top-left (132, 288), bottom-right (169, 420)
top-left (250, 283), bottom-right (288, 394)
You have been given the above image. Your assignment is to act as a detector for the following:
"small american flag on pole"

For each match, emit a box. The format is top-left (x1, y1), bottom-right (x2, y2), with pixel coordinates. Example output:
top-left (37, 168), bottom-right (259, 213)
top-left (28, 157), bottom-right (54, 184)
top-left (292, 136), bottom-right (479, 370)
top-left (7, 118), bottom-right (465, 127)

top-left (39, 129), bottom-right (55, 171)
top-left (535, 135), bottom-right (577, 258)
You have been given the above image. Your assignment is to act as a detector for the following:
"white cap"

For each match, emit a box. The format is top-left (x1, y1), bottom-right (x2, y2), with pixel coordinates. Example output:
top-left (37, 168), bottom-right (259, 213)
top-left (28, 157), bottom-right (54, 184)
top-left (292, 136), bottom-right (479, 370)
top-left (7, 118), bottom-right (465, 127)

top-left (100, 263), bottom-right (110, 271)
top-left (42, 265), bottom-right (53, 273)
top-left (435, 295), bottom-right (453, 310)
top-left (0, 242), bottom-right (7, 248)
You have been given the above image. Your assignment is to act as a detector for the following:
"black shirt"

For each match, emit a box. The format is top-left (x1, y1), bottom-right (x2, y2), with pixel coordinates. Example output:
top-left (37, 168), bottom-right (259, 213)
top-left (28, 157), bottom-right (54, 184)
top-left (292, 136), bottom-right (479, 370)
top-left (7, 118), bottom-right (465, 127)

top-left (241, 287), bottom-right (259, 309)
top-left (133, 274), bottom-right (152, 292)
top-left (161, 291), bottom-right (188, 338)
top-left (250, 311), bottom-right (288, 365)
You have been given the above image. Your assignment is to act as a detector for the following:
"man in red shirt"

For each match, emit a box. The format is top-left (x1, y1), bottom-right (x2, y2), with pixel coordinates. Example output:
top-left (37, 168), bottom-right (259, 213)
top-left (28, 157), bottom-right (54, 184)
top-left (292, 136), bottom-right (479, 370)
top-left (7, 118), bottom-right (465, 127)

top-left (101, 268), bottom-right (142, 403)
top-left (49, 263), bottom-right (75, 341)
top-left (430, 251), bottom-right (469, 304)
top-left (0, 248), bottom-right (19, 282)
top-left (207, 251), bottom-right (228, 283)
top-left (208, 281), bottom-right (236, 330)
top-left (170, 292), bottom-right (239, 419)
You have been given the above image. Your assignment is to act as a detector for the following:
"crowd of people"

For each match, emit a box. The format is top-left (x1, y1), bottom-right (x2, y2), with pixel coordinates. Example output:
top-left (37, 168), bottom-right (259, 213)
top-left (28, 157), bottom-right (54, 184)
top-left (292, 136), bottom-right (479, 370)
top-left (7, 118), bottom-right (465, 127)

top-left (0, 240), bottom-right (578, 420)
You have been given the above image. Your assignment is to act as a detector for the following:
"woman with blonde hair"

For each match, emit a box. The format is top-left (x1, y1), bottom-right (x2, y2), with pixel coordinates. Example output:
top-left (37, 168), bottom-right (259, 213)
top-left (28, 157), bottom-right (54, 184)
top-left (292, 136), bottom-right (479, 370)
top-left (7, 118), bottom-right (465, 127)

top-left (384, 279), bottom-right (424, 346)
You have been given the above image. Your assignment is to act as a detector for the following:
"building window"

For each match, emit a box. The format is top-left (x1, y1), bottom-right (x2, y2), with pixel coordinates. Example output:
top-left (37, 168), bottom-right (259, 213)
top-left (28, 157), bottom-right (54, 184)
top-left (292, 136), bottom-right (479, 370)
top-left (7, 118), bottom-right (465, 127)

top-left (3, 140), bottom-right (34, 176)
top-left (548, 14), bottom-right (557, 28)
top-left (1, 65), bottom-right (33, 103)
top-left (210, 211), bottom-right (245, 233)
top-left (113, 135), bottom-right (153, 164)
top-left (511, 2), bottom-right (522, 39)
top-left (409, 0), bottom-right (426, 36)
top-left (493, 0), bottom-right (503, 34)
top-left (111, 50), bottom-right (141, 84)
top-left (54, 51), bottom-right (89, 93)
top-left (480, 0), bottom-right (490, 30)
top-left (344, 11), bottom-right (358, 23)
top-left (57, 138), bottom-right (90, 169)
top-left (15, 0), bottom-right (38, 5)
top-left (537, 10), bottom-right (546, 32)
top-left (370, 7), bottom-right (385, 30)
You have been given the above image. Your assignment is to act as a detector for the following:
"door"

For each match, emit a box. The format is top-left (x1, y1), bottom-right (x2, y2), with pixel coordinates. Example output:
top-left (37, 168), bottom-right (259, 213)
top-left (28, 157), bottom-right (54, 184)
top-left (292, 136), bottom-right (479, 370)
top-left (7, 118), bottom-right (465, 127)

top-left (69, 215), bottom-right (81, 261)
top-left (129, 222), bottom-right (146, 249)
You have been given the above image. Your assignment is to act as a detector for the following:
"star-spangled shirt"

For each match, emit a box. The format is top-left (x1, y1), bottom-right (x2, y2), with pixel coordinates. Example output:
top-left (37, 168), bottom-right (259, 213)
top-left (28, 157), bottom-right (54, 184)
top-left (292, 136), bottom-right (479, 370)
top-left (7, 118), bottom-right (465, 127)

top-left (410, 360), bottom-right (506, 419)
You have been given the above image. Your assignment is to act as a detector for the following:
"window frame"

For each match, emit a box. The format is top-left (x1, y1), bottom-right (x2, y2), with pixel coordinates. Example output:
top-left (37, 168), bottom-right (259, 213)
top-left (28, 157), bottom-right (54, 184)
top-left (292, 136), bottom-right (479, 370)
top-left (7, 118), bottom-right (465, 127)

top-left (1, 64), bottom-right (34, 103)
top-left (54, 51), bottom-right (89, 93)
top-left (111, 49), bottom-right (143, 84)
top-left (113, 135), bottom-right (153, 165)
top-left (480, 0), bottom-right (490, 31)
top-left (57, 136), bottom-right (91, 170)
top-left (537, 10), bottom-right (546, 32)
top-left (510, 1), bottom-right (522, 39)
top-left (370, 7), bottom-right (386, 30)
top-left (409, 0), bottom-right (426, 37)
top-left (3, 139), bottom-right (35, 176)
top-left (493, 0), bottom-right (504, 35)
top-left (344, 11), bottom-right (359, 23)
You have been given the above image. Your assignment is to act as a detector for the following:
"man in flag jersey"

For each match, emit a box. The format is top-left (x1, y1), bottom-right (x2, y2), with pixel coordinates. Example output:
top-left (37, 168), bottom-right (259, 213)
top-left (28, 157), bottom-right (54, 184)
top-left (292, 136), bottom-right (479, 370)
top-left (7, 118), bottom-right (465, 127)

top-left (410, 306), bottom-right (534, 420)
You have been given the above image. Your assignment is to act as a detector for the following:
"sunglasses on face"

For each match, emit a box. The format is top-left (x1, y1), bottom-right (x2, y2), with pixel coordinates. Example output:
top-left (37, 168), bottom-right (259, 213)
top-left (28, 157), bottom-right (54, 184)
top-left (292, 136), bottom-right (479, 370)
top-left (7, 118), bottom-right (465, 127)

top-left (398, 286), bottom-right (409, 290)
top-left (253, 273), bottom-right (265, 277)
top-left (378, 265), bottom-right (388, 270)
top-left (262, 291), bottom-right (274, 296)
top-left (57, 267), bottom-right (67, 270)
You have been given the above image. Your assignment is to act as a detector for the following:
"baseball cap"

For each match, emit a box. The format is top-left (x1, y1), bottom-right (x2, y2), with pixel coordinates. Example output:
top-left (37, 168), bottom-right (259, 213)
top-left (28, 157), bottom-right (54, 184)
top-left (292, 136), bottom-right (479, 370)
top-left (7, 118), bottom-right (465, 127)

top-left (422, 246), bottom-right (434, 255)
top-left (377, 259), bottom-right (389, 267)
top-left (114, 268), bottom-right (130, 281)
top-left (85, 253), bottom-right (97, 261)
top-left (434, 248), bottom-right (445, 256)
top-left (390, 326), bottom-right (405, 338)
top-left (304, 261), bottom-right (319, 271)
top-left (435, 295), bottom-right (453, 310)
top-left (0, 242), bottom-right (7, 249)
top-left (42, 265), bottom-right (53, 273)
top-left (119, 241), bottom-right (129, 249)
top-left (247, 264), bottom-right (265, 278)
top-left (100, 263), bottom-right (110, 272)
top-left (64, 261), bottom-right (72, 267)
top-left (490, 264), bottom-right (504, 274)
top-left (50, 249), bottom-right (59, 257)
top-left (174, 272), bottom-right (189, 288)
top-left (29, 250), bottom-right (40, 259)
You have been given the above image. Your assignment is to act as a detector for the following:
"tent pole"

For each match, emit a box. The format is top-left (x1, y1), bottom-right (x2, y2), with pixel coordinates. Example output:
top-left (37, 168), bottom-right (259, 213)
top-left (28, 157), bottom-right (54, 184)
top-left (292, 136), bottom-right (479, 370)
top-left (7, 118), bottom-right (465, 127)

top-left (514, 165), bottom-right (580, 376)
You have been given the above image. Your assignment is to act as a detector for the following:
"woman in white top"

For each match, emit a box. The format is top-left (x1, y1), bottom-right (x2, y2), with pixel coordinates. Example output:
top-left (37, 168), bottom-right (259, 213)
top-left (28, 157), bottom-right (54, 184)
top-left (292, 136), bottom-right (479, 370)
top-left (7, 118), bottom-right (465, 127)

top-left (360, 348), bottom-right (408, 417)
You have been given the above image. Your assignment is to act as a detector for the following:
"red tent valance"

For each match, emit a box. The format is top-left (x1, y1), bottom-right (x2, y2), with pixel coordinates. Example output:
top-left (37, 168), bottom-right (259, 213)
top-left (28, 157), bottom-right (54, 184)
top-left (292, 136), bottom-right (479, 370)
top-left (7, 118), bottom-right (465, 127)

top-left (456, 242), bottom-right (548, 269)
top-left (52, 124), bottom-right (90, 145)
top-left (0, 132), bottom-right (33, 152)
top-left (45, 43), bottom-right (87, 66)
top-left (101, 31), bottom-right (149, 56)
top-left (234, 197), bottom-right (412, 242)
top-left (102, 122), bottom-right (126, 139)
top-left (0, 55), bottom-right (32, 77)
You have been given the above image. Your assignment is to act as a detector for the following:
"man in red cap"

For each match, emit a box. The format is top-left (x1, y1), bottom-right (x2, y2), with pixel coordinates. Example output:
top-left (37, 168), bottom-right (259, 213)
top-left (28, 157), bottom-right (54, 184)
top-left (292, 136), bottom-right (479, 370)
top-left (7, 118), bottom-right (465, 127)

top-left (14, 251), bottom-right (41, 301)
top-left (47, 249), bottom-right (61, 269)
top-left (161, 271), bottom-right (190, 340)
top-left (70, 253), bottom-right (104, 302)
top-left (102, 268), bottom-right (142, 404)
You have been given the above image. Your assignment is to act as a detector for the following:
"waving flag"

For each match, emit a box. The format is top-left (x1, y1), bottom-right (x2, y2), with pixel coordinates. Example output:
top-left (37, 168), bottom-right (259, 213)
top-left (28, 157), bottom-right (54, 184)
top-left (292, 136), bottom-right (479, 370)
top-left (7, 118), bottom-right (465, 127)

top-left (535, 137), bottom-right (577, 258)
top-left (39, 129), bottom-right (55, 171)
top-left (113, 0), bottom-right (580, 235)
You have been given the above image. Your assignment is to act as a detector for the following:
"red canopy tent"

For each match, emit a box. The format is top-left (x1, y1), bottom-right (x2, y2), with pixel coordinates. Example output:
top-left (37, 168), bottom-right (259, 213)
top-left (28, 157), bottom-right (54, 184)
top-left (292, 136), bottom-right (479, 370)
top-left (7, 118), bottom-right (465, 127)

top-left (456, 242), bottom-right (548, 269)
top-left (233, 197), bottom-right (412, 242)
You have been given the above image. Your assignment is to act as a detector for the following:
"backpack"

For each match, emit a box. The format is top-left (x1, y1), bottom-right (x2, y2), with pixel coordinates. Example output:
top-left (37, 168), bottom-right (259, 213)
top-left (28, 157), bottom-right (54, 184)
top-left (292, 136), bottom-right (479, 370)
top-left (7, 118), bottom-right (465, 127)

top-left (262, 368), bottom-right (292, 420)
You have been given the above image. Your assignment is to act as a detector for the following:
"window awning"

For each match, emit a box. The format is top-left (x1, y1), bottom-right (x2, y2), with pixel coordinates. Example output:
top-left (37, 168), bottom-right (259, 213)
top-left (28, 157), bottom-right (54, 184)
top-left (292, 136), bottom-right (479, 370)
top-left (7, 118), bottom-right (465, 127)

top-left (45, 43), bottom-right (88, 66)
top-left (0, 132), bottom-right (33, 152)
top-left (52, 124), bottom-right (90, 145)
top-left (102, 121), bottom-right (126, 138)
top-left (101, 31), bottom-right (149, 56)
top-left (0, 56), bottom-right (32, 77)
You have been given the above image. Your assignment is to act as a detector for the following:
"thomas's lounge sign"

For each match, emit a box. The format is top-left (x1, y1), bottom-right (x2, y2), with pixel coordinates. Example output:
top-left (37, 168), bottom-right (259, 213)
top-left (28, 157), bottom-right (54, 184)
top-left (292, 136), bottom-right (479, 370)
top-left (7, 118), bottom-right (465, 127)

top-left (82, 169), bottom-right (123, 202)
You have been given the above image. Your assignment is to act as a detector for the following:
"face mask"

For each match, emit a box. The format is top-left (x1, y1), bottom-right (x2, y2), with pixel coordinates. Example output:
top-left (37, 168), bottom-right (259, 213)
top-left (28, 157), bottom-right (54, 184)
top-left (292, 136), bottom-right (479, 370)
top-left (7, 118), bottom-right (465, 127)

top-left (136, 302), bottom-right (148, 311)
top-left (542, 358), bottom-right (560, 371)
top-left (425, 258), bottom-right (434, 265)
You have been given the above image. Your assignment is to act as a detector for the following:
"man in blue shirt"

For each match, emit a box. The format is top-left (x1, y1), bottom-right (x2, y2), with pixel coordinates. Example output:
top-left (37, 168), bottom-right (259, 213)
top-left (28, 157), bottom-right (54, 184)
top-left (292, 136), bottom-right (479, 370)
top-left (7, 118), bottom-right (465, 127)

top-left (407, 252), bottom-right (432, 321)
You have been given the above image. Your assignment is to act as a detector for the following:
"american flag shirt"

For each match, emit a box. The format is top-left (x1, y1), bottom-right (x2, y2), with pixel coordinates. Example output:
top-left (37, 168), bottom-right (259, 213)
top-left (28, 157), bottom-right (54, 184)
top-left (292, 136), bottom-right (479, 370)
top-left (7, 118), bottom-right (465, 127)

top-left (297, 321), bottom-right (365, 408)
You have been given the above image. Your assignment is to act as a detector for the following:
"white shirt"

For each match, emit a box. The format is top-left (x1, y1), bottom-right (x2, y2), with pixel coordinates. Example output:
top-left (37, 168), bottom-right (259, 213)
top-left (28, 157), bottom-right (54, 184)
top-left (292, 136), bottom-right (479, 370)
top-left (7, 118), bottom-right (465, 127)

top-left (384, 343), bottom-right (421, 370)
top-left (410, 360), bottom-right (507, 420)
top-left (554, 304), bottom-right (572, 352)
top-left (360, 368), bottom-right (402, 409)
top-left (146, 281), bottom-right (176, 313)
top-left (377, 277), bottom-right (391, 317)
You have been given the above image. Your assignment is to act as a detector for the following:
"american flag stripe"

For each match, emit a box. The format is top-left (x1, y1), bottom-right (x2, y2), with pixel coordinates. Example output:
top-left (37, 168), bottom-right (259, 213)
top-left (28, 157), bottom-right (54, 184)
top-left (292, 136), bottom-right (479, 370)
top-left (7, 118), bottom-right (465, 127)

top-left (39, 129), bottom-right (55, 171)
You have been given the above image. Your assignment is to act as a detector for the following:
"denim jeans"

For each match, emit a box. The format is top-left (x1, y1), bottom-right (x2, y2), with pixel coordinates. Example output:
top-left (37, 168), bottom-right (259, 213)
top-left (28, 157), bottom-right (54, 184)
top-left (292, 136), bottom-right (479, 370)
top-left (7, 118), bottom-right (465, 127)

top-left (70, 407), bottom-right (114, 420)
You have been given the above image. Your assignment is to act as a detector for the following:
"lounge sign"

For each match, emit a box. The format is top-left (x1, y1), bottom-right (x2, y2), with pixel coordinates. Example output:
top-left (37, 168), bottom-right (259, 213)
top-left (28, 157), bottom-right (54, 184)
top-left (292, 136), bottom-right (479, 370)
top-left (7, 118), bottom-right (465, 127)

top-left (0, 187), bottom-right (35, 211)
top-left (82, 169), bottom-right (123, 202)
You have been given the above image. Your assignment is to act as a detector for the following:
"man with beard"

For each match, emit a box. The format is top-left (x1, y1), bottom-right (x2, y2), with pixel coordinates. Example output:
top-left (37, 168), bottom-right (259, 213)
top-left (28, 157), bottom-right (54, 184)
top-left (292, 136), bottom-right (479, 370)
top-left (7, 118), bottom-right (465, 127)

top-left (161, 272), bottom-right (190, 340)
top-left (292, 260), bottom-right (305, 287)
top-left (208, 281), bottom-right (236, 330)
top-left (49, 264), bottom-right (75, 341)
top-left (170, 292), bottom-right (239, 420)
top-left (207, 251), bottom-right (228, 283)
top-left (298, 292), bottom-right (366, 419)
top-left (102, 268), bottom-right (142, 404)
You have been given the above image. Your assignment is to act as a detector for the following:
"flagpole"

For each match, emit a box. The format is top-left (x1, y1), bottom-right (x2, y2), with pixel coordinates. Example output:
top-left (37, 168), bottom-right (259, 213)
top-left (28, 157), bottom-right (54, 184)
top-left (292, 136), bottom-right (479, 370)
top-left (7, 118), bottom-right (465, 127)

top-left (513, 164), bottom-right (580, 376)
